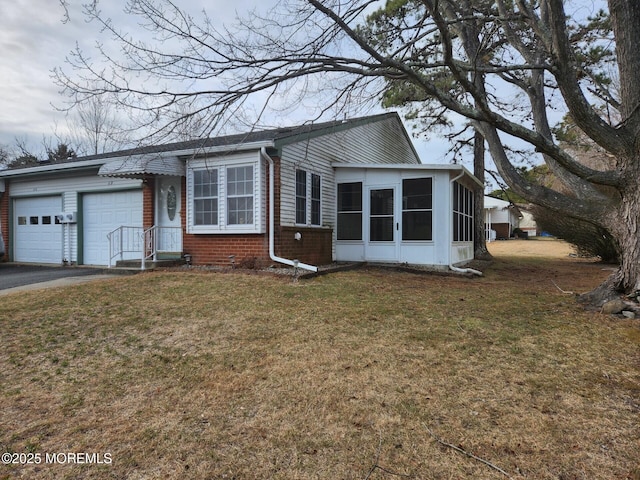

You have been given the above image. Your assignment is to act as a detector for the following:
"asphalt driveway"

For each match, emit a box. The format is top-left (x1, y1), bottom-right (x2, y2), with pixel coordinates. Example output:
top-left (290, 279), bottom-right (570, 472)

top-left (0, 264), bottom-right (111, 292)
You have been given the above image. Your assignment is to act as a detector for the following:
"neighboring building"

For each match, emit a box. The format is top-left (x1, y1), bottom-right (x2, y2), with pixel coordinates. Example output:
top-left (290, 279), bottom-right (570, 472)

top-left (484, 195), bottom-right (522, 241)
top-left (517, 208), bottom-right (539, 237)
top-left (0, 113), bottom-right (481, 271)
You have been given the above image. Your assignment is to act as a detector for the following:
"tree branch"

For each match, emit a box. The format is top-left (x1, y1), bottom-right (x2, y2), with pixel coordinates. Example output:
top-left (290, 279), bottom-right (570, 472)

top-left (424, 424), bottom-right (514, 479)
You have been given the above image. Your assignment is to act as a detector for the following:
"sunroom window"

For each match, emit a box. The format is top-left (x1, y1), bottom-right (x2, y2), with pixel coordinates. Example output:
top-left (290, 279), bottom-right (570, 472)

top-left (453, 181), bottom-right (473, 242)
top-left (402, 177), bottom-right (432, 241)
top-left (337, 182), bottom-right (363, 240)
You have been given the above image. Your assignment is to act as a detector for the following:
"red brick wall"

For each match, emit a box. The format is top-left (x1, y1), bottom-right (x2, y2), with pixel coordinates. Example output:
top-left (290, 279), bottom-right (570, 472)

top-left (182, 233), bottom-right (270, 267)
top-left (278, 226), bottom-right (333, 265)
top-left (0, 182), bottom-right (8, 261)
top-left (143, 176), bottom-right (155, 229)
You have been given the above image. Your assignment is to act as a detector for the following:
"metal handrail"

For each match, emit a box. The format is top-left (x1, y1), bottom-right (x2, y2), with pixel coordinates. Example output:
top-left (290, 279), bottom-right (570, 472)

top-left (141, 226), bottom-right (183, 270)
top-left (107, 226), bottom-right (144, 268)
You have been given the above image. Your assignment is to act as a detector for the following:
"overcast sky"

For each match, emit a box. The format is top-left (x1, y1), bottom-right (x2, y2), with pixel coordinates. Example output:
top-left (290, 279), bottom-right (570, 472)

top-left (0, 0), bottom-right (459, 164)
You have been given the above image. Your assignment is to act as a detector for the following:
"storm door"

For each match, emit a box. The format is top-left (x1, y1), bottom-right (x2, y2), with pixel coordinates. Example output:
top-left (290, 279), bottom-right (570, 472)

top-left (366, 187), bottom-right (399, 261)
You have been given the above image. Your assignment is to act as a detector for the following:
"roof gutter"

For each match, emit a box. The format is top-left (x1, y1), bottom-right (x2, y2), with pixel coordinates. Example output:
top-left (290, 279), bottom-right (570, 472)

top-left (260, 147), bottom-right (318, 273)
top-left (449, 170), bottom-right (482, 277)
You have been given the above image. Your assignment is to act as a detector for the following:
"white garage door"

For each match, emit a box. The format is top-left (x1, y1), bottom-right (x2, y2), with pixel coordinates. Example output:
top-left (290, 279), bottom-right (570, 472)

top-left (14, 196), bottom-right (63, 264)
top-left (83, 190), bottom-right (143, 266)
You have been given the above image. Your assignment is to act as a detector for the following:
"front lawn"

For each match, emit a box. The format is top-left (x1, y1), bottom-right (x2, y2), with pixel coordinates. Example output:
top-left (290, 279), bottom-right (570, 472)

top-left (1, 248), bottom-right (638, 479)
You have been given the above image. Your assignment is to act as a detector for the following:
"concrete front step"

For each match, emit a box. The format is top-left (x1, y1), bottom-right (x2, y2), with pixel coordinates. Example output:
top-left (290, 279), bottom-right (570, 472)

top-left (114, 259), bottom-right (185, 270)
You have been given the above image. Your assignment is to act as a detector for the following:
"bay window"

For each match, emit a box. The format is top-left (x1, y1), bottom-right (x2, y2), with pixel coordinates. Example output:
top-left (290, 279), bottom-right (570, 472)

top-left (188, 158), bottom-right (261, 234)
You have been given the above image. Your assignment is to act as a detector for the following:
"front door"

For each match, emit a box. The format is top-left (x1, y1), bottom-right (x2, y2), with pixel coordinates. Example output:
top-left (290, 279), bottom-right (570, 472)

top-left (155, 176), bottom-right (183, 255)
top-left (366, 187), bottom-right (399, 262)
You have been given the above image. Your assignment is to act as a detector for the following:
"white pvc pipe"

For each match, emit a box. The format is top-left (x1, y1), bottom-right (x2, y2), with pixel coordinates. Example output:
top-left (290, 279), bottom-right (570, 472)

top-left (260, 147), bottom-right (318, 273)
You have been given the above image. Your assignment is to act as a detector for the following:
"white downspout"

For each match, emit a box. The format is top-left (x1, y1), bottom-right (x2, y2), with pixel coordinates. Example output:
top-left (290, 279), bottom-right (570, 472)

top-left (260, 147), bottom-right (318, 273)
top-left (449, 171), bottom-right (483, 277)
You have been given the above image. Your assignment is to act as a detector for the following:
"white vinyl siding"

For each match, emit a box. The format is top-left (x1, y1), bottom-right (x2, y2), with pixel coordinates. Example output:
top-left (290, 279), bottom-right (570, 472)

top-left (9, 173), bottom-right (142, 264)
top-left (279, 115), bottom-right (419, 234)
top-left (8, 174), bottom-right (141, 197)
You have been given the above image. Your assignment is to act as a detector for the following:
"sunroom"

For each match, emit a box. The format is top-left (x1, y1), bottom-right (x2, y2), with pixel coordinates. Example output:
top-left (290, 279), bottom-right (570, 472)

top-left (333, 164), bottom-right (481, 268)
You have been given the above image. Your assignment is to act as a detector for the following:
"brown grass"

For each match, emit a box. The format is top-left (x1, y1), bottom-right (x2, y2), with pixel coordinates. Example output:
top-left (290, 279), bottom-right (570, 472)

top-left (1, 239), bottom-right (639, 479)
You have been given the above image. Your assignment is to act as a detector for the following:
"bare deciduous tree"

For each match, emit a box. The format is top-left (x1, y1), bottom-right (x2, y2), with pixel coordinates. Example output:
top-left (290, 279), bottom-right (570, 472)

top-left (59, 95), bottom-right (130, 156)
top-left (54, 0), bottom-right (640, 305)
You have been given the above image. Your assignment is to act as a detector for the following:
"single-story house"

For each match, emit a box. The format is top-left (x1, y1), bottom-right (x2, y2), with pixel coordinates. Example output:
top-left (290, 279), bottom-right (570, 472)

top-left (0, 113), bottom-right (481, 271)
top-left (484, 195), bottom-right (522, 241)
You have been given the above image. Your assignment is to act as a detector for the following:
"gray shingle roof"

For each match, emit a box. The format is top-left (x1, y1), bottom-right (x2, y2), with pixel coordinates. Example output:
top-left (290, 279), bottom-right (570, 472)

top-left (62, 112), bottom-right (399, 164)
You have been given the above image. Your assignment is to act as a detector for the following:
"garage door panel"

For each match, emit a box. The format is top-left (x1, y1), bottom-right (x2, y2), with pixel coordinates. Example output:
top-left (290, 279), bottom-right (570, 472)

top-left (83, 190), bottom-right (143, 266)
top-left (14, 196), bottom-right (63, 264)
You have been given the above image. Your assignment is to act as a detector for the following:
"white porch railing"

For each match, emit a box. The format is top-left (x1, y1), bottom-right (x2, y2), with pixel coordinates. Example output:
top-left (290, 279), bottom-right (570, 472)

top-left (107, 226), bottom-right (143, 268)
top-left (141, 226), bottom-right (182, 270)
top-left (108, 226), bottom-right (182, 269)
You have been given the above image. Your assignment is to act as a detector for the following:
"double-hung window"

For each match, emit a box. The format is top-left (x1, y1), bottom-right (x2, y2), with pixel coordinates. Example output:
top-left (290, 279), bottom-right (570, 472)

top-left (193, 169), bottom-right (219, 226)
top-left (227, 166), bottom-right (254, 225)
top-left (311, 173), bottom-right (321, 225)
top-left (295, 169), bottom-right (322, 226)
top-left (296, 170), bottom-right (307, 224)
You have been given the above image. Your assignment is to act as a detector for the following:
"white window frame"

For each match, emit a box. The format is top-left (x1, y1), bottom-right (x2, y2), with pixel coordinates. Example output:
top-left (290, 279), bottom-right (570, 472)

top-left (226, 165), bottom-right (254, 226)
top-left (295, 169), bottom-right (322, 227)
top-left (192, 168), bottom-right (219, 227)
top-left (187, 155), bottom-right (263, 234)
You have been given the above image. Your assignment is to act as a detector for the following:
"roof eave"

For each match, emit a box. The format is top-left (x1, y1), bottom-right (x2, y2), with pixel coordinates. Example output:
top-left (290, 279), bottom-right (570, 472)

top-left (0, 141), bottom-right (276, 179)
top-left (0, 158), bottom-right (107, 178)
top-left (333, 163), bottom-right (484, 188)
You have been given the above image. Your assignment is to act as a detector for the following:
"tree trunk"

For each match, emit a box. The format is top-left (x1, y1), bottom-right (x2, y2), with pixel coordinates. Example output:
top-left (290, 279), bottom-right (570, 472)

top-left (580, 162), bottom-right (640, 306)
top-left (473, 130), bottom-right (492, 260)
